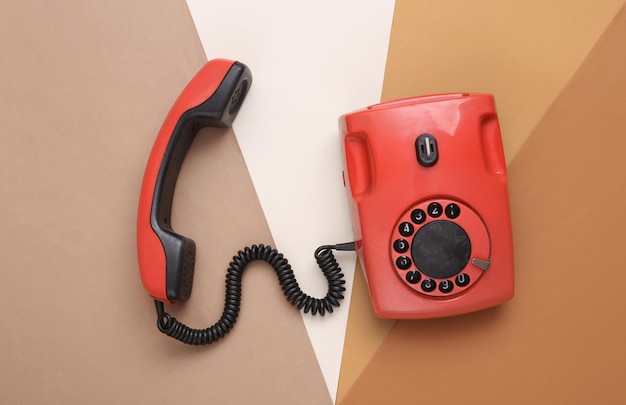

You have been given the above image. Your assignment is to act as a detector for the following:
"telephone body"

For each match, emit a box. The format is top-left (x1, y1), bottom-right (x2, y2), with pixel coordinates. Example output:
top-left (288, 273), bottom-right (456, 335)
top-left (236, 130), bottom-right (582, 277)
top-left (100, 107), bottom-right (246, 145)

top-left (340, 93), bottom-right (514, 319)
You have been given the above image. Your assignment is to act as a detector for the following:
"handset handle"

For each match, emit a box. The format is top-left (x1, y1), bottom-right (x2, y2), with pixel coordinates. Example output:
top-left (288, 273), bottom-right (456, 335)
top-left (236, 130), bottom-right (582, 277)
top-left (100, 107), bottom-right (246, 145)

top-left (137, 59), bottom-right (252, 303)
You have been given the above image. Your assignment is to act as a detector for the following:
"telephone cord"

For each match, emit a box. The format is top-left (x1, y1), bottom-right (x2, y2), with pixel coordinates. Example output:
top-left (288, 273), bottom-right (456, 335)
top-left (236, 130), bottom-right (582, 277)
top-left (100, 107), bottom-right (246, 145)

top-left (154, 242), bottom-right (355, 345)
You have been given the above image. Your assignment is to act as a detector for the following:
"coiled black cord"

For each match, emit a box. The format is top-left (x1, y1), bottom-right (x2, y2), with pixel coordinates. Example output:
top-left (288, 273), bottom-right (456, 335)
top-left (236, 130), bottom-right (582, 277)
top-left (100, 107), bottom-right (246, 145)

top-left (155, 242), bottom-right (355, 345)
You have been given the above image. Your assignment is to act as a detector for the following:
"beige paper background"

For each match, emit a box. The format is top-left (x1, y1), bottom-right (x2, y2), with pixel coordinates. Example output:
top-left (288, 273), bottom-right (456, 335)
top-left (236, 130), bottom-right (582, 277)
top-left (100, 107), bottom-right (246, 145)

top-left (339, 1), bottom-right (626, 403)
top-left (0, 1), bottom-right (331, 403)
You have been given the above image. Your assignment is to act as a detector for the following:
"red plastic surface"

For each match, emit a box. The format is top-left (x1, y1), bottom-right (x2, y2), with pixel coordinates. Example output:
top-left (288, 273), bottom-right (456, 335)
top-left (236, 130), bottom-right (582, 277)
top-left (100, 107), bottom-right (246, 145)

top-left (340, 93), bottom-right (514, 318)
top-left (137, 59), bottom-right (235, 302)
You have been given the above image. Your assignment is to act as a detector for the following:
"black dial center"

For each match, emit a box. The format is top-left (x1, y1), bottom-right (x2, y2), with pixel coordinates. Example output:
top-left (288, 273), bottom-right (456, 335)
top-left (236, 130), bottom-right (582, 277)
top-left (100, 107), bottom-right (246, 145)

top-left (411, 220), bottom-right (471, 279)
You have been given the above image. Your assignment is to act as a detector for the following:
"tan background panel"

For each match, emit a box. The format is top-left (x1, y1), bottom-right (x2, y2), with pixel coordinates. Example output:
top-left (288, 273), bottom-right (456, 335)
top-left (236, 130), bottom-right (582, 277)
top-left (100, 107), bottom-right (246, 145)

top-left (0, 1), bottom-right (331, 404)
top-left (341, 3), bottom-right (626, 403)
top-left (337, 1), bottom-right (625, 402)
top-left (382, 0), bottom-right (625, 160)
top-left (336, 262), bottom-right (397, 404)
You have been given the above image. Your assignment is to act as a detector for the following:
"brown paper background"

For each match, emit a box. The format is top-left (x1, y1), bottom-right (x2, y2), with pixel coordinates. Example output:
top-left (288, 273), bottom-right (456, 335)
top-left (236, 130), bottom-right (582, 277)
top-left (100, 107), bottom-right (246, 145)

top-left (0, 1), bottom-right (331, 404)
top-left (339, 2), bottom-right (626, 404)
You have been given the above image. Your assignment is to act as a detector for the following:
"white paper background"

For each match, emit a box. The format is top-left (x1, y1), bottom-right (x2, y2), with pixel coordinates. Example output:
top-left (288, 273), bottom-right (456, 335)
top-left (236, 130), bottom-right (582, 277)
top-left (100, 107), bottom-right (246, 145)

top-left (185, 1), bottom-right (394, 401)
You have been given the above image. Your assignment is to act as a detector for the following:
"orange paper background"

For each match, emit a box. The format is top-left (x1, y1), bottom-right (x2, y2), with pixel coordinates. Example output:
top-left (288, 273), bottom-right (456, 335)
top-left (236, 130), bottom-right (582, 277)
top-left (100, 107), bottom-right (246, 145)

top-left (338, 2), bottom-right (626, 403)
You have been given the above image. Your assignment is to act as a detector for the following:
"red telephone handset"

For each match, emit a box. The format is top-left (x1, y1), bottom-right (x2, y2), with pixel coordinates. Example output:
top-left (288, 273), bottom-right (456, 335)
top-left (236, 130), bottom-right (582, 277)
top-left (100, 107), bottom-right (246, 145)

top-left (136, 59), bottom-right (349, 345)
top-left (340, 94), bottom-right (514, 318)
top-left (137, 59), bottom-right (251, 304)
